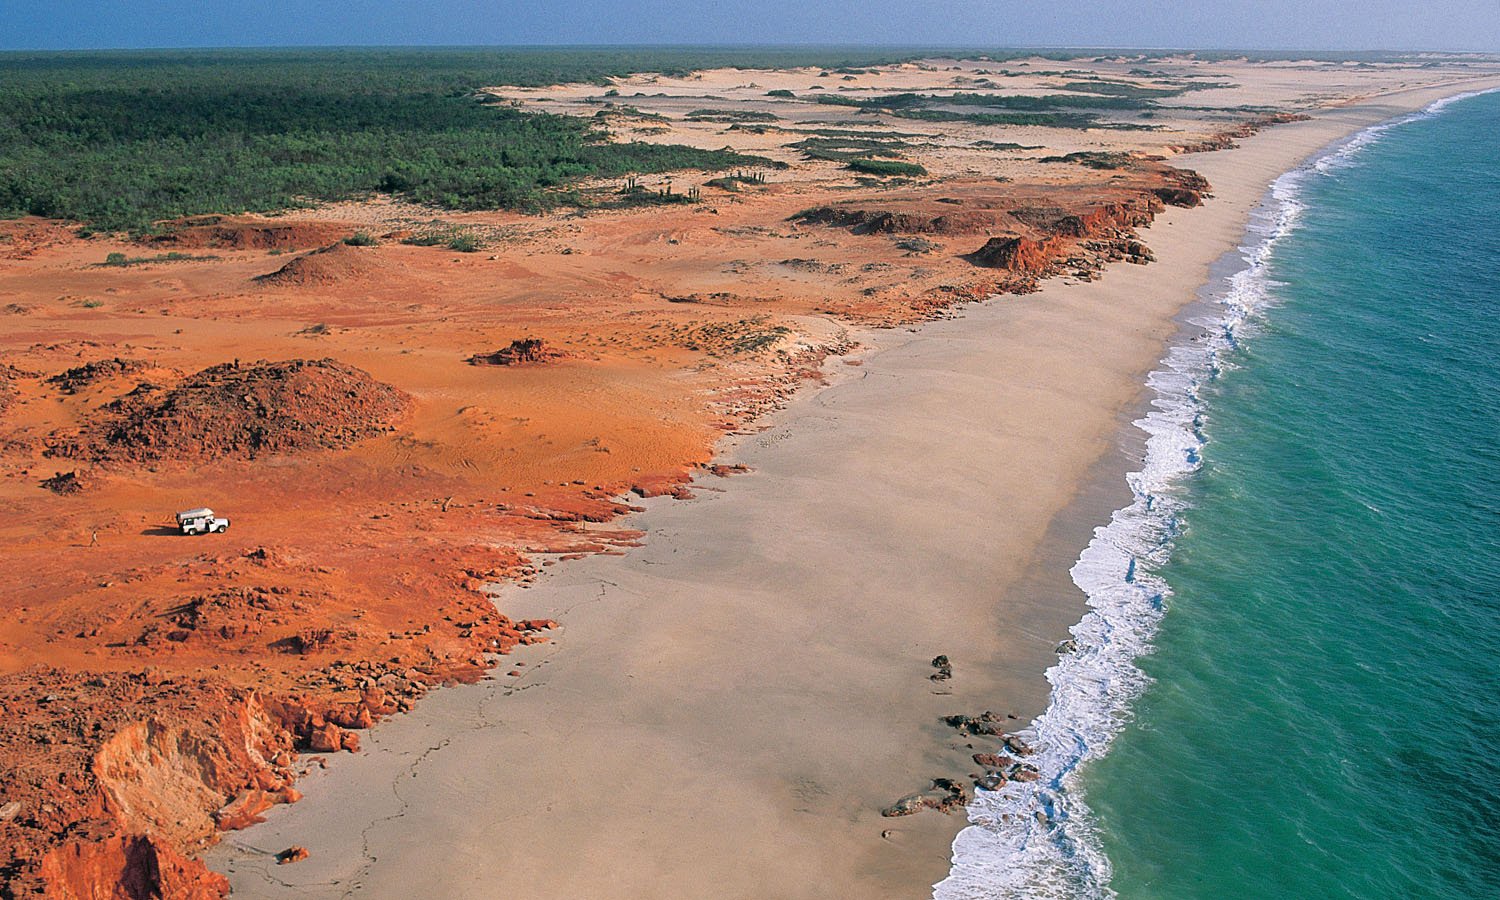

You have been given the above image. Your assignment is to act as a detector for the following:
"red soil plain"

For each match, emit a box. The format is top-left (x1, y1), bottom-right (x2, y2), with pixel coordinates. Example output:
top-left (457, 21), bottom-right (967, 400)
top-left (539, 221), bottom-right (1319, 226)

top-left (0, 56), bottom-right (1468, 896)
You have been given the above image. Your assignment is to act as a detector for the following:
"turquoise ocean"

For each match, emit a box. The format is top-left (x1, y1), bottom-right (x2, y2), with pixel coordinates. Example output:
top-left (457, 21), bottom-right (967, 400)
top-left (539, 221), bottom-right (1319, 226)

top-left (937, 89), bottom-right (1500, 898)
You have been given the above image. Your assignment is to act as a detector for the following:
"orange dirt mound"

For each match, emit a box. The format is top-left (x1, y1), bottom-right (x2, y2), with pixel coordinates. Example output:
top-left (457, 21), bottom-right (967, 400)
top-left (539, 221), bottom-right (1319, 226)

top-left (53, 358), bottom-right (410, 465)
top-left (253, 242), bottom-right (390, 288)
top-left (145, 216), bottom-right (351, 251)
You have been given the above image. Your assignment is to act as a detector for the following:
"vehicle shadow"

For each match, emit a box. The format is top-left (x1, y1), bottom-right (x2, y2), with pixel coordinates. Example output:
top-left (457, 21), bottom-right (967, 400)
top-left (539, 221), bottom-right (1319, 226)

top-left (140, 526), bottom-right (182, 537)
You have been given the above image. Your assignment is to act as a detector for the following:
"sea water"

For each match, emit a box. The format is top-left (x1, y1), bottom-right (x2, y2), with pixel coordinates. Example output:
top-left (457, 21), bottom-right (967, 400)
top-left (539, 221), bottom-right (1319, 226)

top-left (938, 89), bottom-right (1500, 898)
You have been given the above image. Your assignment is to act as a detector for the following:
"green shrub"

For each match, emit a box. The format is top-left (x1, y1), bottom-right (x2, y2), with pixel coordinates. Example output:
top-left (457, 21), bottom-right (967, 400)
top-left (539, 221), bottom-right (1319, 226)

top-left (845, 158), bottom-right (927, 177)
top-left (343, 231), bottom-right (379, 246)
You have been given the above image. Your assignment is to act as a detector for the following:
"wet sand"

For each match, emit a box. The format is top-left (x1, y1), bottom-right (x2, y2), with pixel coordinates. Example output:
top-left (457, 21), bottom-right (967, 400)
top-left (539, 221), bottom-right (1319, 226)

top-left (208, 79), bottom-right (1500, 899)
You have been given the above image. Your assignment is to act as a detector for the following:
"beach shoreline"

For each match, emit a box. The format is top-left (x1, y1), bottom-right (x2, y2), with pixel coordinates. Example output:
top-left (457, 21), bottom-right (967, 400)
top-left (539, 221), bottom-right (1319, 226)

top-left (205, 75), bottom-right (1500, 899)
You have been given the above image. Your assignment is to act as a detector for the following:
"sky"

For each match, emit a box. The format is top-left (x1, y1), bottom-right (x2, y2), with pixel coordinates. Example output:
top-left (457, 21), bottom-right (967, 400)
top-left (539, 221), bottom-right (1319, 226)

top-left (2, 0), bottom-right (1498, 52)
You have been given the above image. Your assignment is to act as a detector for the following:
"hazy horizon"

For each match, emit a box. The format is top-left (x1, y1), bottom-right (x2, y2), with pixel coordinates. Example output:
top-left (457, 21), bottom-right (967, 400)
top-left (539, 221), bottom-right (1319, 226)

top-left (5, 1), bottom-right (1498, 54)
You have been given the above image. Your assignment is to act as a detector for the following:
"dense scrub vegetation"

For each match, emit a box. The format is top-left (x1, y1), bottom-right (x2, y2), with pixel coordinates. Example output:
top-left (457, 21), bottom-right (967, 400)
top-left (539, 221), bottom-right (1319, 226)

top-left (0, 48), bottom-right (924, 231)
top-left (0, 47), bottom-right (1444, 229)
top-left (802, 90), bottom-right (1171, 128)
top-left (845, 158), bottom-right (927, 177)
top-left (812, 91), bottom-right (1154, 111)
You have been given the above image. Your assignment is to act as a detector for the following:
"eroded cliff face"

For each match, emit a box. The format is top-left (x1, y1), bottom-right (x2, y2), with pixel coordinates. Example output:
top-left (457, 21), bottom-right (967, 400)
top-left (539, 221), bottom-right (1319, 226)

top-left (1, 677), bottom-right (286, 896)
top-left (38, 834), bottom-right (229, 900)
top-left (91, 694), bottom-right (297, 847)
top-left (0, 624), bottom-right (559, 896)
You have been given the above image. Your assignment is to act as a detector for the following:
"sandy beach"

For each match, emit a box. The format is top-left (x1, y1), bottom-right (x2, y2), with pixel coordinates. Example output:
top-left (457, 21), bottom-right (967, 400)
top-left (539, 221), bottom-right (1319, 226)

top-left (200, 76), bottom-right (1500, 899)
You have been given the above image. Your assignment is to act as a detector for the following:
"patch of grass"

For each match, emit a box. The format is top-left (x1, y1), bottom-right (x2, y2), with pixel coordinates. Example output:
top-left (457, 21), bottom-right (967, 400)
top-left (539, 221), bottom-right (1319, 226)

top-left (790, 136), bottom-right (912, 153)
top-left (785, 126), bottom-right (925, 139)
top-left (402, 225), bottom-right (485, 252)
top-left (811, 90), bottom-right (1152, 114)
top-left (676, 317), bottom-right (791, 355)
top-left (972, 140), bottom-right (1042, 150)
top-left (1039, 150), bottom-right (1137, 169)
top-left (1056, 79), bottom-right (1233, 99)
top-left (593, 103), bottom-right (669, 122)
top-left (685, 109), bottom-right (779, 123)
top-left (886, 108), bottom-right (1102, 128)
top-left (343, 231), bottom-right (379, 246)
top-left (766, 89), bottom-right (795, 98)
top-left (792, 135), bottom-right (914, 163)
top-left (100, 250), bottom-right (219, 266)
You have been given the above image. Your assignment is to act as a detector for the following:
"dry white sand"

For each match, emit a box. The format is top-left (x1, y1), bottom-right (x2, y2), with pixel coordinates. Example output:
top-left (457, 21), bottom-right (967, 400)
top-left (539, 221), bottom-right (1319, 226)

top-left (208, 76), bottom-right (1500, 899)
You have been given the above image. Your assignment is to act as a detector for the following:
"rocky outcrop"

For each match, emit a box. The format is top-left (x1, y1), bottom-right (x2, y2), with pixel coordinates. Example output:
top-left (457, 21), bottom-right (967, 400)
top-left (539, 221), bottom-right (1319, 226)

top-left (1152, 186), bottom-right (1203, 208)
top-left (799, 173), bottom-right (1204, 303)
top-left (40, 470), bottom-right (88, 495)
top-left (966, 236), bottom-right (1059, 273)
top-left (468, 338), bottom-right (566, 367)
top-left (1172, 111), bottom-right (1313, 154)
top-left (882, 778), bottom-right (971, 817)
top-left (944, 710), bottom-right (1007, 736)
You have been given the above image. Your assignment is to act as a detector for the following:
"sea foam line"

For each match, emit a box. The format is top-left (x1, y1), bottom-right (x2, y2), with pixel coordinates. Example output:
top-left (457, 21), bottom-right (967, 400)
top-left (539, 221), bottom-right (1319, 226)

top-left (933, 87), bottom-right (1496, 900)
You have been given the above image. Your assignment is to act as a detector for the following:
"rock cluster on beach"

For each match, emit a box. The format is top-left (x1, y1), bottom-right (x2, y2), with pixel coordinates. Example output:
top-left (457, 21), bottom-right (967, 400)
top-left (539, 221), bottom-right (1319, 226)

top-left (883, 710), bottom-right (1043, 817)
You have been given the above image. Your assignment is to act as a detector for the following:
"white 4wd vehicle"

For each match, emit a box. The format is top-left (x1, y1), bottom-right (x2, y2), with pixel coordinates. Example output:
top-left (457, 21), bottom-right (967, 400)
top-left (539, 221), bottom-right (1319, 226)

top-left (176, 507), bottom-right (230, 535)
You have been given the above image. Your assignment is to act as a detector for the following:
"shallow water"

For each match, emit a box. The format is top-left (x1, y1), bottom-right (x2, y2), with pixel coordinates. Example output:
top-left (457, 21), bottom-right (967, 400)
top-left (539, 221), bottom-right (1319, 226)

top-left (939, 89), bottom-right (1500, 898)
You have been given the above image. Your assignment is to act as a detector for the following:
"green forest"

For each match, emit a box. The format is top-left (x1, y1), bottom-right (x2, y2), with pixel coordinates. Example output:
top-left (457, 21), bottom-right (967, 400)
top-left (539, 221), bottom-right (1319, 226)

top-left (0, 47), bottom-right (1441, 231)
top-left (0, 48), bottom-right (926, 231)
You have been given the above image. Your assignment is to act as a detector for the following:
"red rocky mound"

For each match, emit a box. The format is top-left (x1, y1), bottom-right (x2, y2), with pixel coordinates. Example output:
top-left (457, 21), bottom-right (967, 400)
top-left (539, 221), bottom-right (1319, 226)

top-left (54, 358), bottom-right (410, 465)
top-left (253, 242), bottom-right (390, 288)
top-left (47, 357), bottom-right (151, 395)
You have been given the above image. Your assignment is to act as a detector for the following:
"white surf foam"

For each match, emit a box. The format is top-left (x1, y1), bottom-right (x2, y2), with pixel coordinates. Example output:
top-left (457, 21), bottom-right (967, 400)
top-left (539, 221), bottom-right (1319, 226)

top-left (933, 88), bottom-right (1495, 900)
